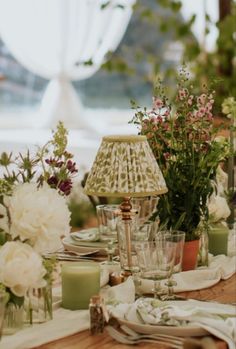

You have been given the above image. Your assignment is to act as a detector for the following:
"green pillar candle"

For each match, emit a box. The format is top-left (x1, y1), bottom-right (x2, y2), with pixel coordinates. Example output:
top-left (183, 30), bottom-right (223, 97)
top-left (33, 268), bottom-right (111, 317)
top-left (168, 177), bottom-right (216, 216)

top-left (61, 262), bottom-right (100, 310)
top-left (208, 223), bottom-right (229, 256)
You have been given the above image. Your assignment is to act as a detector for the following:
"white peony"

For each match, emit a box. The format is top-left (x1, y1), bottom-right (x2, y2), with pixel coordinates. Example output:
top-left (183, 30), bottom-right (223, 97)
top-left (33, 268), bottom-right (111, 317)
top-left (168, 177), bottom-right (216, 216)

top-left (208, 192), bottom-right (231, 223)
top-left (4, 182), bottom-right (71, 254)
top-left (0, 241), bottom-right (46, 297)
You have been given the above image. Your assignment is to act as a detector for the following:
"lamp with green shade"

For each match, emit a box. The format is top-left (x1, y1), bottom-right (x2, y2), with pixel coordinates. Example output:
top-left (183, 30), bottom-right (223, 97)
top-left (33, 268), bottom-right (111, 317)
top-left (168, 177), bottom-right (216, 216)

top-left (84, 135), bottom-right (168, 271)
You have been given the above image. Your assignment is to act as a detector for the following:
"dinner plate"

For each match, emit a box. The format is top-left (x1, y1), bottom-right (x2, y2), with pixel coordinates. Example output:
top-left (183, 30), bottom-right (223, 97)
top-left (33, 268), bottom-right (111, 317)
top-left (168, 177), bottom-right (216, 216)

top-left (112, 299), bottom-right (221, 337)
top-left (116, 317), bottom-right (208, 337)
top-left (62, 236), bottom-right (114, 255)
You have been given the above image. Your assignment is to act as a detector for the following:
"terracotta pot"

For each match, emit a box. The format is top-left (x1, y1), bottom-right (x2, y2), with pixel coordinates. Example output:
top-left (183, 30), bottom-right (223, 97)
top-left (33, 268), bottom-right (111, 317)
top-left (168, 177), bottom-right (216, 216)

top-left (182, 239), bottom-right (199, 271)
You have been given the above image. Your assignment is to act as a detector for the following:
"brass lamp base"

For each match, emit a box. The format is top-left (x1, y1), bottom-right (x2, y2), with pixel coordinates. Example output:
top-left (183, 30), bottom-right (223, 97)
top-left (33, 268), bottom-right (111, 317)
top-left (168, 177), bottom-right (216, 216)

top-left (120, 197), bottom-right (133, 271)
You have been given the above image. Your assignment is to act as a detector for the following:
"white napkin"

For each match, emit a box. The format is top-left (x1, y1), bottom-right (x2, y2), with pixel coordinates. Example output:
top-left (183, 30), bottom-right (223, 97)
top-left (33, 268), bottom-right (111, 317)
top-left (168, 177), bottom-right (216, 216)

top-left (139, 254), bottom-right (236, 294)
top-left (108, 298), bottom-right (236, 349)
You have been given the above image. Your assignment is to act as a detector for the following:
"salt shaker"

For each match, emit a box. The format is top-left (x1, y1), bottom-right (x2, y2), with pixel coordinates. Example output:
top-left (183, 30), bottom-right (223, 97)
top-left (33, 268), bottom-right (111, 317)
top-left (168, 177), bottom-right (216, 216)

top-left (89, 295), bottom-right (104, 335)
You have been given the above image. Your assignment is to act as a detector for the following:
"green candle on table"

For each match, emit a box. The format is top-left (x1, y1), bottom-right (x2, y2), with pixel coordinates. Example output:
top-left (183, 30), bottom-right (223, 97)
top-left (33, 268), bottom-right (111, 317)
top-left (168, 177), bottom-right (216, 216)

top-left (62, 262), bottom-right (100, 310)
top-left (208, 223), bottom-right (229, 256)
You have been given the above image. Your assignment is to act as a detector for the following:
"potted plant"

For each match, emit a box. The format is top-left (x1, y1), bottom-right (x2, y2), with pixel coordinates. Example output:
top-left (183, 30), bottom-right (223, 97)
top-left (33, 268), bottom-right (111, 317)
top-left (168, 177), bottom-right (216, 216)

top-left (131, 74), bottom-right (231, 270)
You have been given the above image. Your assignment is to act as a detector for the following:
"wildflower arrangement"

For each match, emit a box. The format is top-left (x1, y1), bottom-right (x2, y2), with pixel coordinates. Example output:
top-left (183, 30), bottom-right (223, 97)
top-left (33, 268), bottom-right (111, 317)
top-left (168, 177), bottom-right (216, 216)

top-left (0, 122), bottom-right (78, 309)
top-left (131, 74), bottom-right (231, 241)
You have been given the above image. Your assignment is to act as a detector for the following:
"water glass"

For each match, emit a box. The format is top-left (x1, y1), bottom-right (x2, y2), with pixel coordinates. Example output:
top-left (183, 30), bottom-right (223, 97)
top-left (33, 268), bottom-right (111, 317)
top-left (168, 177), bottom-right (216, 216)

top-left (135, 240), bottom-right (175, 298)
top-left (96, 204), bottom-right (120, 264)
top-left (156, 230), bottom-right (185, 273)
top-left (116, 217), bottom-right (153, 270)
top-left (131, 196), bottom-right (159, 224)
top-left (96, 204), bottom-right (120, 240)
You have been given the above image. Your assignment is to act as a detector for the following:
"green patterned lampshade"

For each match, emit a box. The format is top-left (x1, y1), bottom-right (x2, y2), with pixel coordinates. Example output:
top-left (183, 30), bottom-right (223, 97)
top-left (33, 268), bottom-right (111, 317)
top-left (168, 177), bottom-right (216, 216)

top-left (84, 135), bottom-right (168, 197)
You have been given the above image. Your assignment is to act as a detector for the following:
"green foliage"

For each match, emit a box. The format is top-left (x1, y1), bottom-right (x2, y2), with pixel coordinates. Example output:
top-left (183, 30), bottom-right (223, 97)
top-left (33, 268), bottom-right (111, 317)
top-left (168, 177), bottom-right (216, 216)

top-left (103, 0), bottom-right (236, 111)
top-left (131, 74), bottom-right (231, 240)
top-left (0, 122), bottom-right (78, 197)
top-left (68, 199), bottom-right (96, 228)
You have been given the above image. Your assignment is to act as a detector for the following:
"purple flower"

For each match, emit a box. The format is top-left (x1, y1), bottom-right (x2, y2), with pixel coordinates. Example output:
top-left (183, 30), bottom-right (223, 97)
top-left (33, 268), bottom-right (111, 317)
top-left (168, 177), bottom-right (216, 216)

top-left (47, 176), bottom-right (59, 187)
top-left (59, 179), bottom-right (72, 196)
top-left (66, 160), bottom-right (78, 174)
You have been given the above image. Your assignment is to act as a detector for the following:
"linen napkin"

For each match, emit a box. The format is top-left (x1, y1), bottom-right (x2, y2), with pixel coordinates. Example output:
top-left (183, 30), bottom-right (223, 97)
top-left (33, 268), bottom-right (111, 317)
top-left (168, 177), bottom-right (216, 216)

top-left (139, 254), bottom-right (236, 294)
top-left (108, 297), bottom-right (236, 349)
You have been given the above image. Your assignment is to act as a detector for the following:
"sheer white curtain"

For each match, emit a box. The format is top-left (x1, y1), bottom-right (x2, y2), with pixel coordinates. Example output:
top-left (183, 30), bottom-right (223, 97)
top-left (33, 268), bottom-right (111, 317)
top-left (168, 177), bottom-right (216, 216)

top-left (0, 0), bottom-right (134, 129)
top-left (180, 0), bottom-right (219, 52)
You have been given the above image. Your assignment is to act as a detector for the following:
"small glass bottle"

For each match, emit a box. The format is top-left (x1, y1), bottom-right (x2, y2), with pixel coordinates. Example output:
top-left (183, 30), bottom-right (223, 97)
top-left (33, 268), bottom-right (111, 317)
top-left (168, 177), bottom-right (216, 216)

top-left (198, 229), bottom-right (209, 267)
top-left (89, 295), bottom-right (104, 335)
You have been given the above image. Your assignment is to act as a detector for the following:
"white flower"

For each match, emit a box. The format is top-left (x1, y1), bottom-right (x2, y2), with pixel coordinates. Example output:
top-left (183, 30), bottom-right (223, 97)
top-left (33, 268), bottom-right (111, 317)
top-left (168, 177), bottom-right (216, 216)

top-left (216, 166), bottom-right (228, 194)
top-left (4, 183), bottom-right (71, 254)
top-left (0, 241), bottom-right (46, 297)
top-left (208, 192), bottom-right (231, 223)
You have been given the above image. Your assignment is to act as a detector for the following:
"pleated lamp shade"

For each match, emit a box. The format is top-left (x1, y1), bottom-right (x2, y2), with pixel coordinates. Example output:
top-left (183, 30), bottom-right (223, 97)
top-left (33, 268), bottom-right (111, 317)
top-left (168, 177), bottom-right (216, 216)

top-left (84, 135), bottom-right (168, 197)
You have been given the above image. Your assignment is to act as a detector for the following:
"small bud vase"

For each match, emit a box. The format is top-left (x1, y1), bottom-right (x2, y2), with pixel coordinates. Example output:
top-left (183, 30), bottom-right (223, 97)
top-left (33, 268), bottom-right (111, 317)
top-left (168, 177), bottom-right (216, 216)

top-left (24, 282), bottom-right (53, 324)
top-left (3, 302), bottom-right (24, 335)
top-left (198, 229), bottom-right (209, 267)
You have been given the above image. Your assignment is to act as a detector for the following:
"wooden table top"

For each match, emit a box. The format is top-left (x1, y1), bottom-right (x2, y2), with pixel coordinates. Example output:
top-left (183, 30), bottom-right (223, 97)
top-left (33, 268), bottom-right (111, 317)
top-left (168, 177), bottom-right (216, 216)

top-left (34, 273), bottom-right (236, 349)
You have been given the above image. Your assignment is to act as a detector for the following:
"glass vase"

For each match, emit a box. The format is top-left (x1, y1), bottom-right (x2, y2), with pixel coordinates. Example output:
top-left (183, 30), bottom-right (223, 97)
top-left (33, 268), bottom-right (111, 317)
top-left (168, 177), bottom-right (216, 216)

top-left (3, 302), bottom-right (24, 335)
top-left (24, 282), bottom-right (53, 324)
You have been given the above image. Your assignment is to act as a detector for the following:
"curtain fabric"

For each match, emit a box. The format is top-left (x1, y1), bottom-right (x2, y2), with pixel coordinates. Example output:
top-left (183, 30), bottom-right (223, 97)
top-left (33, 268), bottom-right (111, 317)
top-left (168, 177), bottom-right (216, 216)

top-left (0, 0), bottom-right (134, 128)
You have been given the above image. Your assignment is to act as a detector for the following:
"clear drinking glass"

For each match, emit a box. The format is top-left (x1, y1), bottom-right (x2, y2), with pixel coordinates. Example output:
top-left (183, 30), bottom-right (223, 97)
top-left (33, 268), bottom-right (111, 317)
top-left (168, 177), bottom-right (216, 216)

top-left (96, 204), bottom-right (120, 265)
top-left (131, 196), bottom-right (159, 224)
top-left (135, 240), bottom-right (175, 299)
top-left (116, 217), bottom-right (155, 271)
top-left (155, 230), bottom-right (185, 300)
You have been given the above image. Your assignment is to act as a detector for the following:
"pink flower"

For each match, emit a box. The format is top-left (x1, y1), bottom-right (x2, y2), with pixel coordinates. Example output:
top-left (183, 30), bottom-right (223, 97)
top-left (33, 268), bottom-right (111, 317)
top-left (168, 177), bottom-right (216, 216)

top-left (206, 102), bottom-right (213, 111)
top-left (199, 107), bottom-right (206, 114)
top-left (164, 152), bottom-right (170, 159)
top-left (178, 88), bottom-right (188, 100)
top-left (152, 97), bottom-right (163, 109)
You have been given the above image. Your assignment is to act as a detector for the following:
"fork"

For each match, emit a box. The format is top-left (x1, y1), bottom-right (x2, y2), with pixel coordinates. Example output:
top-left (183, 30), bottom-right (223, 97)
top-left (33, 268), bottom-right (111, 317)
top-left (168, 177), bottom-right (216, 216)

top-left (105, 325), bottom-right (184, 348)
top-left (121, 324), bottom-right (186, 343)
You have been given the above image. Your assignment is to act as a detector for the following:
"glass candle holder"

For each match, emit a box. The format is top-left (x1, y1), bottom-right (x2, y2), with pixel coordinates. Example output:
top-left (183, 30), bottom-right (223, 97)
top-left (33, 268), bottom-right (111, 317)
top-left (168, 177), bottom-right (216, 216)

top-left (61, 262), bottom-right (100, 310)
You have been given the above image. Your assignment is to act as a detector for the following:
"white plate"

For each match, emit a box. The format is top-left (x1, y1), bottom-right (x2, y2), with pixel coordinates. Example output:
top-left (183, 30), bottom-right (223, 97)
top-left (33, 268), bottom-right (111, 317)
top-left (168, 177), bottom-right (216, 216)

top-left (116, 318), bottom-right (208, 337)
top-left (111, 299), bottom-right (225, 337)
top-left (62, 236), bottom-right (108, 255)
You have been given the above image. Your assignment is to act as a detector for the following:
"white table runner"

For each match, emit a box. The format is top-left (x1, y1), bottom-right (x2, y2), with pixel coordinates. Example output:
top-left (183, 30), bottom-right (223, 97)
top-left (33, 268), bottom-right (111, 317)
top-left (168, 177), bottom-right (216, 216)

top-left (0, 254), bottom-right (235, 349)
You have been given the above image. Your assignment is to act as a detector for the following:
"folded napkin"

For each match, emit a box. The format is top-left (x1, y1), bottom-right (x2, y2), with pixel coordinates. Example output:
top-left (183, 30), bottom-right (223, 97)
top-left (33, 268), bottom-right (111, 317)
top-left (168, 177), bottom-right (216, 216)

top-left (139, 254), bottom-right (236, 294)
top-left (70, 228), bottom-right (100, 242)
top-left (108, 297), bottom-right (236, 349)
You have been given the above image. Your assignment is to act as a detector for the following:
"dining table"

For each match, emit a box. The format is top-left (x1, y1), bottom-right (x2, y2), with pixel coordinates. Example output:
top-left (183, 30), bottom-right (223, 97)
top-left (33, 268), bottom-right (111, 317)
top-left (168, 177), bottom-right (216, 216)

top-left (33, 273), bottom-right (236, 349)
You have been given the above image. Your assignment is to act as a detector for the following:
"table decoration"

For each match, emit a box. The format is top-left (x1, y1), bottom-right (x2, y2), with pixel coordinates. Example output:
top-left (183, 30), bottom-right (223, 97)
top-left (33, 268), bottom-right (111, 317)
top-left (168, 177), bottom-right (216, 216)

top-left (61, 262), bottom-right (100, 310)
top-left (206, 166), bottom-right (231, 256)
top-left (0, 241), bottom-right (47, 333)
top-left (0, 122), bottom-right (78, 326)
top-left (84, 134), bottom-right (167, 272)
top-left (108, 298), bottom-right (236, 349)
top-left (131, 71), bottom-right (232, 270)
top-left (0, 261), bottom-right (235, 349)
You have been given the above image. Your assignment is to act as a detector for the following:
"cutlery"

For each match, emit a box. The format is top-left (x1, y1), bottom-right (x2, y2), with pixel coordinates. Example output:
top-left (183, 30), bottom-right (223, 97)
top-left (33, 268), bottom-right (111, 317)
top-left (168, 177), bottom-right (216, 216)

top-left (43, 250), bottom-right (101, 261)
top-left (105, 325), bottom-right (184, 348)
